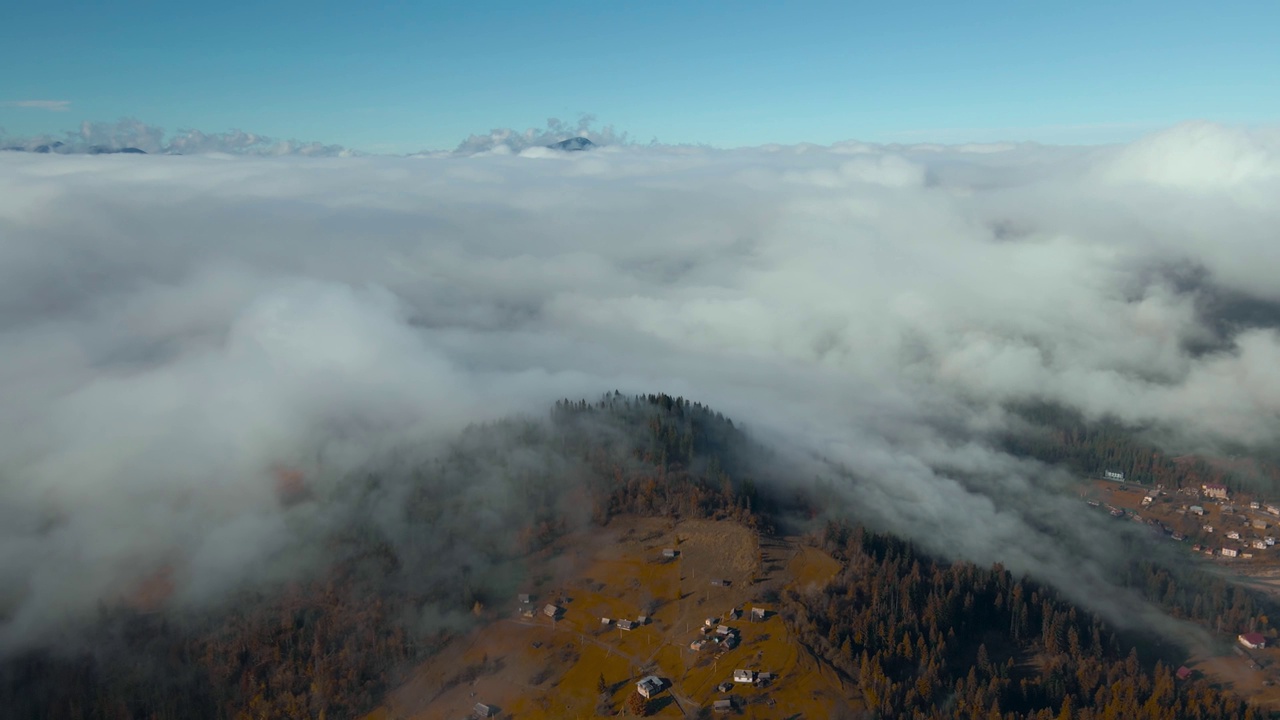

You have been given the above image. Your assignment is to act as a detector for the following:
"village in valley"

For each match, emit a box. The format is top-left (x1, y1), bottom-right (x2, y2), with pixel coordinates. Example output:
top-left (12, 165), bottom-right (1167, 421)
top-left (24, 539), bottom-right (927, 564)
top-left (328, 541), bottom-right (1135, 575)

top-left (363, 517), bottom-right (857, 720)
top-left (1083, 467), bottom-right (1280, 705)
top-left (1085, 468), bottom-right (1280, 568)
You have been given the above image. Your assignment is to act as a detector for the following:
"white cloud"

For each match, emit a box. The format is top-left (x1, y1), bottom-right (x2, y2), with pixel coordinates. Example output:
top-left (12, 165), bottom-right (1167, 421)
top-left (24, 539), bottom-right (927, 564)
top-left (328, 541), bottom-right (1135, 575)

top-left (2, 100), bottom-right (70, 112)
top-left (0, 122), bottom-right (1278, 649)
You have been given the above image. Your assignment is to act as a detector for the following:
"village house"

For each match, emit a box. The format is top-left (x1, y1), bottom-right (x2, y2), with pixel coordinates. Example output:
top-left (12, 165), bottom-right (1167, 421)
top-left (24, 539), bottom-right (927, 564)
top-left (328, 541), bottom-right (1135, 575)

top-left (1256, 540), bottom-right (1268, 550)
top-left (1228, 531), bottom-right (1241, 540)
top-left (713, 699), bottom-right (734, 713)
top-left (1254, 519), bottom-right (1269, 529)
top-left (751, 607), bottom-right (767, 622)
top-left (710, 579), bottom-right (731, 587)
top-left (617, 619), bottom-right (635, 631)
top-left (636, 675), bottom-right (663, 699)
top-left (1203, 483), bottom-right (1229, 500)
top-left (473, 702), bottom-right (495, 718)
top-left (543, 604), bottom-right (562, 619)
top-left (1190, 506), bottom-right (1205, 515)
top-left (1105, 470), bottom-right (1125, 481)
top-left (1240, 632), bottom-right (1267, 649)
top-left (1252, 501), bottom-right (1262, 510)
top-left (517, 593), bottom-right (532, 604)
top-left (733, 669), bottom-right (757, 683)
top-left (1268, 504), bottom-right (1280, 516)
top-left (662, 548), bottom-right (678, 559)
top-left (1222, 548), bottom-right (1239, 558)
top-left (1176, 666), bottom-right (1193, 681)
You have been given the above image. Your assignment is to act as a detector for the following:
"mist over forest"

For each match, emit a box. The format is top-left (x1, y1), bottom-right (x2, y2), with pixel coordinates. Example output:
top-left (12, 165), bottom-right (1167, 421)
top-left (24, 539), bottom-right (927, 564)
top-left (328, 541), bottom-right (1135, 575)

top-left (2, 121), bottom-right (1280, 716)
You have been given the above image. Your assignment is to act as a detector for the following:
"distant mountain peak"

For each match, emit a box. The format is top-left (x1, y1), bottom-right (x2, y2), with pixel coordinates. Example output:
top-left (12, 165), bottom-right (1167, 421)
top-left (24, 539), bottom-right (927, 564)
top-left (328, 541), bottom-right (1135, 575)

top-left (1, 143), bottom-right (147, 155)
top-left (548, 137), bottom-right (595, 151)
top-left (88, 146), bottom-right (147, 155)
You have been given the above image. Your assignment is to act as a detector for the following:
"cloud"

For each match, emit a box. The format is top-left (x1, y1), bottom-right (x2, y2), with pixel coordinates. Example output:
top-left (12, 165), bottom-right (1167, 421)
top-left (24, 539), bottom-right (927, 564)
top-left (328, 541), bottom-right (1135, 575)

top-left (0, 118), bottom-right (353, 156)
top-left (0, 121), bottom-right (1278, 651)
top-left (2, 100), bottom-right (70, 112)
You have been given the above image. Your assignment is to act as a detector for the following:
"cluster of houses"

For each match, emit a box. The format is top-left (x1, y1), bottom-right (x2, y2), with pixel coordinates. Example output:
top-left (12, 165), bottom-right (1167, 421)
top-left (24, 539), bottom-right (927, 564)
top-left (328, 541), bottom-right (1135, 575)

top-left (515, 593), bottom-right (570, 621)
top-left (603, 614), bottom-right (650, 631)
top-left (688, 607), bottom-right (768, 654)
top-left (1093, 478), bottom-right (1280, 560)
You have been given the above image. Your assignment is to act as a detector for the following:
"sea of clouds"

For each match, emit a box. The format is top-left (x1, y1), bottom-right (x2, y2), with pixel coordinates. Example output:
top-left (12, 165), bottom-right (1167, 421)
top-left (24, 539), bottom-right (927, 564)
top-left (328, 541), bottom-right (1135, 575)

top-left (0, 120), bottom-right (1278, 651)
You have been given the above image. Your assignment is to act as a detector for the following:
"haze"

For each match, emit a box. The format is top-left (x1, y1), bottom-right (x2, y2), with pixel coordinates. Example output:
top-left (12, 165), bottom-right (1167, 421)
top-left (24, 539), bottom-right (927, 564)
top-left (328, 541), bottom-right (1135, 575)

top-left (0, 121), bottom-right (1278, 651)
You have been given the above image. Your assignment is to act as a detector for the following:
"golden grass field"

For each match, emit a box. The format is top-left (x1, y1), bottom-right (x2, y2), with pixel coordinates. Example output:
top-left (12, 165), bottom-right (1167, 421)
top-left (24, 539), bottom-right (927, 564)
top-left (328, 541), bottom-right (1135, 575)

top-left (363, 517), bottom-right (861, 719)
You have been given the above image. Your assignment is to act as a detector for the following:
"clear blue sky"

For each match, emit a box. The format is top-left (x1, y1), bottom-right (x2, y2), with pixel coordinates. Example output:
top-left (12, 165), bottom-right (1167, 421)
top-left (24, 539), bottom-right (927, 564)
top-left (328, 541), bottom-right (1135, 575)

top-left (2, 0), bottom-right (1277, 153)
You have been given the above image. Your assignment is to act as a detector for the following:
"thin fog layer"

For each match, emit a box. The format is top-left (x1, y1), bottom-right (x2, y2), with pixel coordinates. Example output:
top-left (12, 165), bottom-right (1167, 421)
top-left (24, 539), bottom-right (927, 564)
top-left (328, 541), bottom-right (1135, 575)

top-left (0, 121), bottom-right (1278, 651)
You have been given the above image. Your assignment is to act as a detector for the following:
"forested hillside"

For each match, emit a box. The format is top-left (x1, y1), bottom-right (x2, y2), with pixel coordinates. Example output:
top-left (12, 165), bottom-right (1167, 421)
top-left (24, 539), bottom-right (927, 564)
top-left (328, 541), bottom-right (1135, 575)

top-left (1003, 402), bottom-right (1280, 492)
top-left (0, 393), bottom-right (767, 720)
top-left (789, 524), bottom-right (1265, 720)
top-left (1, 394), bottom-right (1276, 718)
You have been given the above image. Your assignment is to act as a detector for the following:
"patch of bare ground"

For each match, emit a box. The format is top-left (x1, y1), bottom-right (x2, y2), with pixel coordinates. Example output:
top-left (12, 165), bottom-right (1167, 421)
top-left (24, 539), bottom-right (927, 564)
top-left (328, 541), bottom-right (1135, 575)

top-left (1186, 645), bottom-right (1280, 711)
top-left (362, 516), bottom-right (860, 719)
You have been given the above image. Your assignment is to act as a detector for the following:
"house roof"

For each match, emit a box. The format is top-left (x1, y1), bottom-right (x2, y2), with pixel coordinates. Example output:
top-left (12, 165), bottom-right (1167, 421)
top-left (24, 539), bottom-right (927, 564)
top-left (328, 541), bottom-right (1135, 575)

top-left (1241, 632), bottom-right (1265, 644)
top-left (1176, 666), bottom-right (1192, 679)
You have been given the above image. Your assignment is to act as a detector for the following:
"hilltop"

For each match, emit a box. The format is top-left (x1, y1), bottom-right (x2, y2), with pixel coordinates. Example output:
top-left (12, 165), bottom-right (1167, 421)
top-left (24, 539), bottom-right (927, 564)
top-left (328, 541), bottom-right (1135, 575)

top-left (0, 393), bottom-right (1275, 719)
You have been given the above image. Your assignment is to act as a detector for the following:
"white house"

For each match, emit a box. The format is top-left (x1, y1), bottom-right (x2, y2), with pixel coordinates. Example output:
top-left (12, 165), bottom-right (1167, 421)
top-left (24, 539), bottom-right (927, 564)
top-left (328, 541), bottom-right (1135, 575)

top-left (1105, 470), bottom-right (1125, 481)
top-left (1228, 531), bottom-right (1241, 540)
top-left (733, 669), bottom-right (756, 683)
top-left (1203, 483), bottom-right (1229, 500)
top-left (1240, 633), bottom-right (1267, 649)
top-left (1222, 548), bottom-right (1239, 557)
top-left (636, 675), bottom-right (663, 699)
top-left (1190, 506), bottom-right (1205, 516)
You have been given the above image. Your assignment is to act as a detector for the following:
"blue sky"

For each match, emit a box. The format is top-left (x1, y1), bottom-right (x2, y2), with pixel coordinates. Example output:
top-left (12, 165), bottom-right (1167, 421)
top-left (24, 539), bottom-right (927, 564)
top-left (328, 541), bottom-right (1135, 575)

top-left (2, 0), bottom-right (1277, 153)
